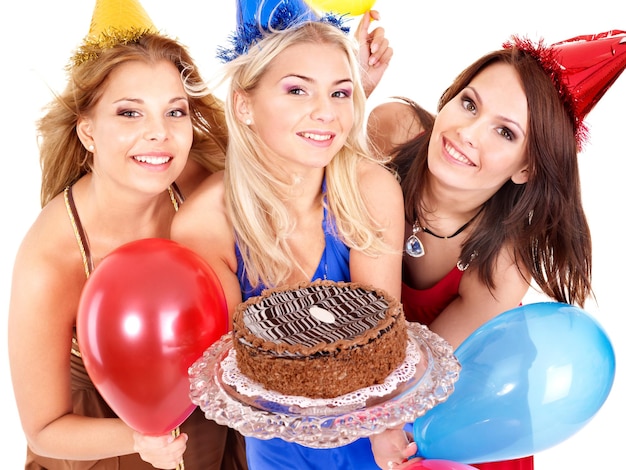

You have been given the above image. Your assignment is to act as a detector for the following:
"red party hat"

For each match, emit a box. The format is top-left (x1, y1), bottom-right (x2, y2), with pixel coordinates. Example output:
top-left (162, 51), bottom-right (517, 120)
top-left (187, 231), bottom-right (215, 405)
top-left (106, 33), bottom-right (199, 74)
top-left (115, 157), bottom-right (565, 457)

top-left (505, 30), bottom-right (626, 148)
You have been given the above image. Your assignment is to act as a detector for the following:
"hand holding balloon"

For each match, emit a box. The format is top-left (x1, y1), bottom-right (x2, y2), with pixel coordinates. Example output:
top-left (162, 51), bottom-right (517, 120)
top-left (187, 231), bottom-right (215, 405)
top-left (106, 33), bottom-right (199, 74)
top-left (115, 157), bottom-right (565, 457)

top-left (77, 238), bottom-right (229, 435)
top-left (133, 430), bottom-right (188, 469)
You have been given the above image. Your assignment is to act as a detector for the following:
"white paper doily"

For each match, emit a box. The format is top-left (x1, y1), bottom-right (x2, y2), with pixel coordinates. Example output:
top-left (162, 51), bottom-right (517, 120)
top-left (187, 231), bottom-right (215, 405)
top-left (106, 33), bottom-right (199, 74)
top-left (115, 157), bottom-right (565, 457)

top-left (221, 339), bottom-right (421, 409)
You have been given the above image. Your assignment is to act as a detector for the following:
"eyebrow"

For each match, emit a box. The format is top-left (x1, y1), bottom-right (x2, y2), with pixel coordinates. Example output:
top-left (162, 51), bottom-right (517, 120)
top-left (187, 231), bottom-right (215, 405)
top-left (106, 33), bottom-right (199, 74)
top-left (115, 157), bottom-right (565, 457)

top-left (284, 74), bottom-right (353, 86)
top-left (467, 85), bottom-right (526, 137)
top-left (112, 96), bottom-right (189, 104)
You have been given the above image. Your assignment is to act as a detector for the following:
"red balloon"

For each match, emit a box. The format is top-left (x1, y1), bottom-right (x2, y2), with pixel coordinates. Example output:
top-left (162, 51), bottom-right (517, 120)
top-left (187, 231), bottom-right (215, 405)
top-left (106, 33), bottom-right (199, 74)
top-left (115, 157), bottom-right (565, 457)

top-left (406, 459), bottom-right (477, 469)
top-left (76, 238), bottom-right (228, 435)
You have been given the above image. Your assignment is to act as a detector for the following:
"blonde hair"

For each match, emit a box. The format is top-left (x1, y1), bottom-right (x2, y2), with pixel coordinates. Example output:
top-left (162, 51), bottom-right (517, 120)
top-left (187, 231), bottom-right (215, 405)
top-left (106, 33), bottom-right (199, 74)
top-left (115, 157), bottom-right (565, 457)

top-left (223, 21), bottom-right (392, 289)
top-left (37, 33), bottom-right (228, 207)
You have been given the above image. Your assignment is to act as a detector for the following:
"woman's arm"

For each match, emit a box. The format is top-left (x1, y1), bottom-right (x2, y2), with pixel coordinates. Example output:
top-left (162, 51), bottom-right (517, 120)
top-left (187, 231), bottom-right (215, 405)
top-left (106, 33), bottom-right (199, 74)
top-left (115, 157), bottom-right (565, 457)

top-left (350, 161), bottom-right (415, 469)
top-left (170, 171), bottom-right (243, 326)
top-left (349, 161), bottom-right (404, 300)
top-left (430, 245), bottom-right (532, 349)
top-left (8, 203), bottom-right (134, 459)
top-left (8, 202), bottom-right (187, 468)
top-left (355, 10), bottom-right (394, 98)
top-left (351, 161), bottom-right (419, 466)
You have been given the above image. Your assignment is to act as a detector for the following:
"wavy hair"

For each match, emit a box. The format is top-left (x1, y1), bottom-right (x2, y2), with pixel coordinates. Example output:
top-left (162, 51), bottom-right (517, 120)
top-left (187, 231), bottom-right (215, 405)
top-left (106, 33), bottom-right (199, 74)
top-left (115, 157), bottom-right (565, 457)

top-left (222, 21), bottom-right (392, 289)
top-left (37, 34), bottom-right (228, 207)
top-left (393, 47), bottom-right (592, 306)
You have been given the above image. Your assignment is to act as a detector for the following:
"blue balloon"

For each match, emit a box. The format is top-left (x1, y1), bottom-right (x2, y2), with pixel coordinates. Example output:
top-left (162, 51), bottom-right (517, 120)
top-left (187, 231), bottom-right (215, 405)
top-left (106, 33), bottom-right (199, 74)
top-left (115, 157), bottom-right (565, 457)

top-left (412, 302), bottom-right (616, 464)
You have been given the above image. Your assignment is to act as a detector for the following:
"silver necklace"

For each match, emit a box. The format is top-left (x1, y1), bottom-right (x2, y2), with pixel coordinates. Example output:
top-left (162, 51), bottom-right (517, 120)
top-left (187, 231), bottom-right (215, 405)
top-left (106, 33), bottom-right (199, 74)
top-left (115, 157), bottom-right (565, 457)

top-left (405, 207), bottom-right (484, 258)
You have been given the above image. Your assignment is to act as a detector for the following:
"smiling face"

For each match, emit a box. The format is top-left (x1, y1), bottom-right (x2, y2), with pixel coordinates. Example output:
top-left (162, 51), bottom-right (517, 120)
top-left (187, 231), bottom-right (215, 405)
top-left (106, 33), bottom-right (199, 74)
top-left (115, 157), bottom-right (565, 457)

top-left (235, 41), bottom-right (355, 174)
top-left (428, 62), bottom-right (529, 197)
top-left (77, 59), bottom-right (192, 195)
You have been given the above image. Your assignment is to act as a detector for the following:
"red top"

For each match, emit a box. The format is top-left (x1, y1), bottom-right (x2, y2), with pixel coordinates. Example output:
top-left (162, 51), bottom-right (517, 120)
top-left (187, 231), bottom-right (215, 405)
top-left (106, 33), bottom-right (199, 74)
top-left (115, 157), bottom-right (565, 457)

top-left (402, 267), bottom-right (534, 470)
top-left (402, 266), bottom-right (463, 324)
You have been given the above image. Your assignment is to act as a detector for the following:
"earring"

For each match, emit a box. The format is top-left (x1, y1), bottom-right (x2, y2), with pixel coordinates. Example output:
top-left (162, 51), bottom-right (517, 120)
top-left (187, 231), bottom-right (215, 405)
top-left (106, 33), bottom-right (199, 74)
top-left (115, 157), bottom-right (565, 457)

top-left (88, 145), bottom-right (94, 152)
top-left (245, 119), bottom-right (252, 126)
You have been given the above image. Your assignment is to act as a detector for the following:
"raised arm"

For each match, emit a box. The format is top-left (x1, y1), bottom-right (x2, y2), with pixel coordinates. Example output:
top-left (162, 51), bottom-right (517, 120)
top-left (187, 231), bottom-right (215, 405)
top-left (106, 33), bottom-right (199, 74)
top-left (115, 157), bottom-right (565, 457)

top-left (355, 10), bottom-right (394, 98)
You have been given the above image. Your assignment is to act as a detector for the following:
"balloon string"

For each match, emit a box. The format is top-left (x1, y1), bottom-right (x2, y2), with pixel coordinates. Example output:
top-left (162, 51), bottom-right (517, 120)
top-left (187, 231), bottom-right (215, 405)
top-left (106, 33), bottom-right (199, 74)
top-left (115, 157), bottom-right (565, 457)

top-left (172, 427), bottom-right (185, 470)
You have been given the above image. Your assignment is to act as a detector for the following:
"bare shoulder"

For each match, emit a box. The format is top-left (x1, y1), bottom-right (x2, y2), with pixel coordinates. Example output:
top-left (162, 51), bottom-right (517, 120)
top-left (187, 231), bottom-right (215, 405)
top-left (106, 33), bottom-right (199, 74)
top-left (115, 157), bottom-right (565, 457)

top-left (10, 195), bottom-right (86, 324)
top-left (357, 161), bottom-right (404, 216)
top-left (171, 170), bottom-right (233, 257)
top-left (358, 159), bottom-right (401, 191)
top-left (175, 170), bottom-right (226, 218)
top-left (367, 100), bottom-right (425, 156)
top-left (175, 157), bottom-right (212, 196)
top-left (16, 195), bottom-right (83, 273)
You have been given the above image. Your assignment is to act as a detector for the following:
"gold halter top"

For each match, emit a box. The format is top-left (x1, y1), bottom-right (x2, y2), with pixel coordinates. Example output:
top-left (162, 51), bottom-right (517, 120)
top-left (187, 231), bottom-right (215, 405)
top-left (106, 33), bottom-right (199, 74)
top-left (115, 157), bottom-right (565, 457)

top-left (64, 183), bottom-right (184, 357)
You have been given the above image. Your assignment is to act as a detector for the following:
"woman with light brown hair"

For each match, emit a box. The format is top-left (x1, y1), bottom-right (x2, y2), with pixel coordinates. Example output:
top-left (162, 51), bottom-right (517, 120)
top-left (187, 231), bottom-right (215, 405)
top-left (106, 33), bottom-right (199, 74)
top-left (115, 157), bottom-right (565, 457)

top-left (367, 30), bottom-right (626, 469)
top-left (7, 0), bottom-right (246, 468)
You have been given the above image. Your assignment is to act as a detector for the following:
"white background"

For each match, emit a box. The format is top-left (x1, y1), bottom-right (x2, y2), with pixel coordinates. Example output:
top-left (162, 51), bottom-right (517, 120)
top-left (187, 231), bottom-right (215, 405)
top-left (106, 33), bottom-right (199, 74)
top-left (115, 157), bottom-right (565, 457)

top-left (1, 1), bottom-right (623, 467)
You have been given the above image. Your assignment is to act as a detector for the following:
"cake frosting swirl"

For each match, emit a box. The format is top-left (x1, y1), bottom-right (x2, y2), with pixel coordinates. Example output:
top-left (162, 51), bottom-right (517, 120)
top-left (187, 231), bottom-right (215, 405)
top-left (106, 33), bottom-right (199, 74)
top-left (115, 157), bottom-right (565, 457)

top-left (232, 280), bottom-right (407, 399)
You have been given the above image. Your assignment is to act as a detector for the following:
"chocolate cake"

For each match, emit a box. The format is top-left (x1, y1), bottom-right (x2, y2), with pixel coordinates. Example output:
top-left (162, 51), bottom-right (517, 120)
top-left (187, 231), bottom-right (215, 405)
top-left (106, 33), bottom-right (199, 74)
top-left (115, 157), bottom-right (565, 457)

top-left (232, 280), bottom-right (408, 399)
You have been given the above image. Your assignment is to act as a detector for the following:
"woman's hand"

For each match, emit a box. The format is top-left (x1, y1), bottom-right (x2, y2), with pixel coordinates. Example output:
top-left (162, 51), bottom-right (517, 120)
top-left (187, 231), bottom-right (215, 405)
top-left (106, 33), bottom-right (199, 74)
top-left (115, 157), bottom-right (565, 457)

top-left (133, 430), bottom-right (187, 469)
top-left (355, 10), bottom-right (393, 97)
top-left (370, 427), bottom-right (419, 469)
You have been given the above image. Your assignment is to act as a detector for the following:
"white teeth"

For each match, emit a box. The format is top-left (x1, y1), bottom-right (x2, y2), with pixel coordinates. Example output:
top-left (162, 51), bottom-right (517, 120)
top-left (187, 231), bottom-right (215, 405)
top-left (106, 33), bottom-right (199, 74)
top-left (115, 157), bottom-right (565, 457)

top-left (134, 155), bottom-right (171, 164)
top-left (445, 143), bottom-right (472, 165)
top-left (302, 132), bottom-right (331, 141)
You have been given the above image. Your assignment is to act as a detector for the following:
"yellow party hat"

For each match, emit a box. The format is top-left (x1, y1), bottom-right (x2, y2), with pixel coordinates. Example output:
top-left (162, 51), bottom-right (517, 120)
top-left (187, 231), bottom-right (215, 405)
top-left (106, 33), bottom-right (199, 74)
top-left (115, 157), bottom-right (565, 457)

top-left (71, 0), bottom-right (158, 66)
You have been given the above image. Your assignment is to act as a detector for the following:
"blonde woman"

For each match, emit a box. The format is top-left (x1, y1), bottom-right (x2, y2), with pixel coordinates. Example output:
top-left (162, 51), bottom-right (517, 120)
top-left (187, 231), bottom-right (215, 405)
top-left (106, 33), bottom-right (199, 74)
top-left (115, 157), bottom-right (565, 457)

top-left (172, 19), bottom-right (404, 470)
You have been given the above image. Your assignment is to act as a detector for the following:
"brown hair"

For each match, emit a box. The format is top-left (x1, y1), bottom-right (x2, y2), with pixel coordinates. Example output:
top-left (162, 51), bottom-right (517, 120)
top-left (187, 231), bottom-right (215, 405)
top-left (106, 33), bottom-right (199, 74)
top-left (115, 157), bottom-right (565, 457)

top-left (37, 34), bottom-right (228, 206)
top-left (393, 47), bottom-right (592, 306)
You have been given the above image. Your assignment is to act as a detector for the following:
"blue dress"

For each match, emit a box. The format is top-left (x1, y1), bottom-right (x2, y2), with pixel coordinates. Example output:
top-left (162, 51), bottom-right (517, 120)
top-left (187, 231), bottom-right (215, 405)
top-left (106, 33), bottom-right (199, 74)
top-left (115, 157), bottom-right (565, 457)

top-left (235, 204), bottom-right (380, 469)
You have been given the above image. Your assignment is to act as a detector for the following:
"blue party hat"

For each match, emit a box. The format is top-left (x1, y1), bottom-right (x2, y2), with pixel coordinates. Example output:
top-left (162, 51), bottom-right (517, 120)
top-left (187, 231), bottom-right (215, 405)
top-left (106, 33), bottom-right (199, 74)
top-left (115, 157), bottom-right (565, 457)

top-left (217, 0), bottom-right (349, 62)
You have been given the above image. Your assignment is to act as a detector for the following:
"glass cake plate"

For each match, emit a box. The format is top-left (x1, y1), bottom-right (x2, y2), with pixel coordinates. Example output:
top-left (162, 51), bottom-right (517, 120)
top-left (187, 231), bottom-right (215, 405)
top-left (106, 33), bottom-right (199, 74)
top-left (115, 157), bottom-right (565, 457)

top-left (188, 322), bottom-right (460, 449)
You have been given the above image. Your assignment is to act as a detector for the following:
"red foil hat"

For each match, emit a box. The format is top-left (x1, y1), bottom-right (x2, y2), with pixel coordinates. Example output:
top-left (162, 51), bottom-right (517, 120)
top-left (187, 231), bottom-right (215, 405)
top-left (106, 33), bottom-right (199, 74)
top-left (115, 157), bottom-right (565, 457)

top-left (505, 30), bottom-right (626, 148)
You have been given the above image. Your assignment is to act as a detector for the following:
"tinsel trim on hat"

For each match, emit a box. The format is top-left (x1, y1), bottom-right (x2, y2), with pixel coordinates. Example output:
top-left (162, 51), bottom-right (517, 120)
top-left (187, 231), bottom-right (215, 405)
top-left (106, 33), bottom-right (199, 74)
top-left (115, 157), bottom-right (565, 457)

top-left (69, 27), bottom-right (157, 68)
top-left (503, 35), bottom-right (589, 148)
top-left (217, 4), bottom-right (349, 63)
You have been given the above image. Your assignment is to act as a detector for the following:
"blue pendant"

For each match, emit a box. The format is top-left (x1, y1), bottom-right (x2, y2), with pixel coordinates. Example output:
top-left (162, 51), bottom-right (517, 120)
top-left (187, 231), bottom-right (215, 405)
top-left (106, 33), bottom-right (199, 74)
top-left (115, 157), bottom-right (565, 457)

top-left (406, 234), bottom-right (425, 258)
